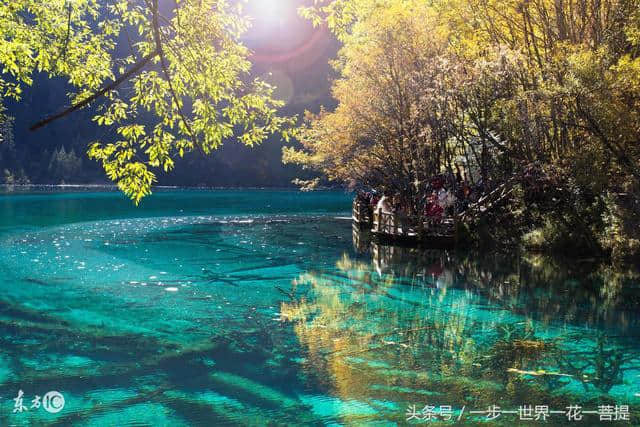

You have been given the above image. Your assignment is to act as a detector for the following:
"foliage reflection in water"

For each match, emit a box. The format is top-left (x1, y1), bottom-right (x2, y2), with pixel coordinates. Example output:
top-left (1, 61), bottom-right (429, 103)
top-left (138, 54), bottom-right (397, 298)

top-left (0, 190), bottom-right (638, 425)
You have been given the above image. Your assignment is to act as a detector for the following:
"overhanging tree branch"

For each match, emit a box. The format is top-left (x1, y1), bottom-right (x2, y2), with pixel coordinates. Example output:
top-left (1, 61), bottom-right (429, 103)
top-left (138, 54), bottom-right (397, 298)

top-left (30, 48), bottom-right (159, 131)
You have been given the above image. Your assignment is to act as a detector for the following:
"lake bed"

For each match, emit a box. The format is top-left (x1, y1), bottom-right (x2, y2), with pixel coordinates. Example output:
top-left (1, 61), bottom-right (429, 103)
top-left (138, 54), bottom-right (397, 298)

top-left (0, 190), bottom-right (638, 425)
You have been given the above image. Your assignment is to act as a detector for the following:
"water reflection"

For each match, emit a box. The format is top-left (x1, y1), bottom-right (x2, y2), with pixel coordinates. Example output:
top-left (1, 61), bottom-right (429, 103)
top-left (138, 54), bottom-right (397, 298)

top-left (279, 229), bottom-right (640, 423)
top-left (355, 227), bottom-right (640, 333)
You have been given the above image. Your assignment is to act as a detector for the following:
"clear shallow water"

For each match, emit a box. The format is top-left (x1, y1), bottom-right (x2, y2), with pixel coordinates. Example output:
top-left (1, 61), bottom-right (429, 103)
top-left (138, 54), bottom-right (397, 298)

top-left (0, 189), bottom-right (638, 426)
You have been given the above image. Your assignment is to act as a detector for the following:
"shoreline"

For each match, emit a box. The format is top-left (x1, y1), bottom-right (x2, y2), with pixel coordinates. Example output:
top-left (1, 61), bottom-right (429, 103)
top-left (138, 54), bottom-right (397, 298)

top-left (0, 184), bottom-right (346, 192)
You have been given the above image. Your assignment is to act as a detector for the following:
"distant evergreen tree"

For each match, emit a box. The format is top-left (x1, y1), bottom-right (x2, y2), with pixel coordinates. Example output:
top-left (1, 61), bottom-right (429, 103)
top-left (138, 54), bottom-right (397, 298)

top-left (0, 109), bottom-right (26, 184)
top-left (48, 146), bottom-right (82, 184)
top-left (0, 106), bottom-right (14, 148)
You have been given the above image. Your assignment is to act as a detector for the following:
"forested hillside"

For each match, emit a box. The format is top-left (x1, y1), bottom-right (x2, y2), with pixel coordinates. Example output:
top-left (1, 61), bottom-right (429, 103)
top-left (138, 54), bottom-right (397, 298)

top-left (1, 63), bottom-right (333, 187)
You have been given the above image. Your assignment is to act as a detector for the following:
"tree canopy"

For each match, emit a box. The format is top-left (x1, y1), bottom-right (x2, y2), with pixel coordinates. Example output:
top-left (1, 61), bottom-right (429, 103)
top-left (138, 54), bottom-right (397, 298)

top-left (285, 0), bottom-right (640, 257)
top-left (1, 0), bottom-right (295, 203)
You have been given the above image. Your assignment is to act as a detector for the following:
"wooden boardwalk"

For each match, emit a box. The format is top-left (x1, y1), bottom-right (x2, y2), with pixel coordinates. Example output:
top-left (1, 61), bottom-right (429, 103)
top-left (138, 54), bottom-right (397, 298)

top-left (353, 180), bottom-right (515, 246)
top-left (457, 180), bottom-right (515, 222)
top-left (372, 211), bottom-right (455, 245)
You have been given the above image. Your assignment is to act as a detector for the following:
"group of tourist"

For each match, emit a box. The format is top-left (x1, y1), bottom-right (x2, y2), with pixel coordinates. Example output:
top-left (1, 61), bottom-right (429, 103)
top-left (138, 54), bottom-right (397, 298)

top-left (356, 173), bottom-right (484, 221)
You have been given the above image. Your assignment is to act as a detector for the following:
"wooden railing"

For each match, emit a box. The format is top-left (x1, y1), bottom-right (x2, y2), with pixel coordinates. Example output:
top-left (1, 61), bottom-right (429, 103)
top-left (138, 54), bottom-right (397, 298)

top-left (373, 209), bottom-right (454, 238)
top-left (457, 179), bottom-right (516, 222)
top-left (363, 180), bottom-right (518, 240)
top-left (352, 199), bottom-right (372, 224)
top-left (373, 210), bottom-right (418, 237)
top-left (423, 217), bottom-right (455, 237)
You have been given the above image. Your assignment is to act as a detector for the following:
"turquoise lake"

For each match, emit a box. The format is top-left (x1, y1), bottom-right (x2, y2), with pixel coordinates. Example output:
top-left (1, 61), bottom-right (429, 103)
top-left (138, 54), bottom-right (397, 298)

top-left (0, 188), bottom-right (638, 425)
